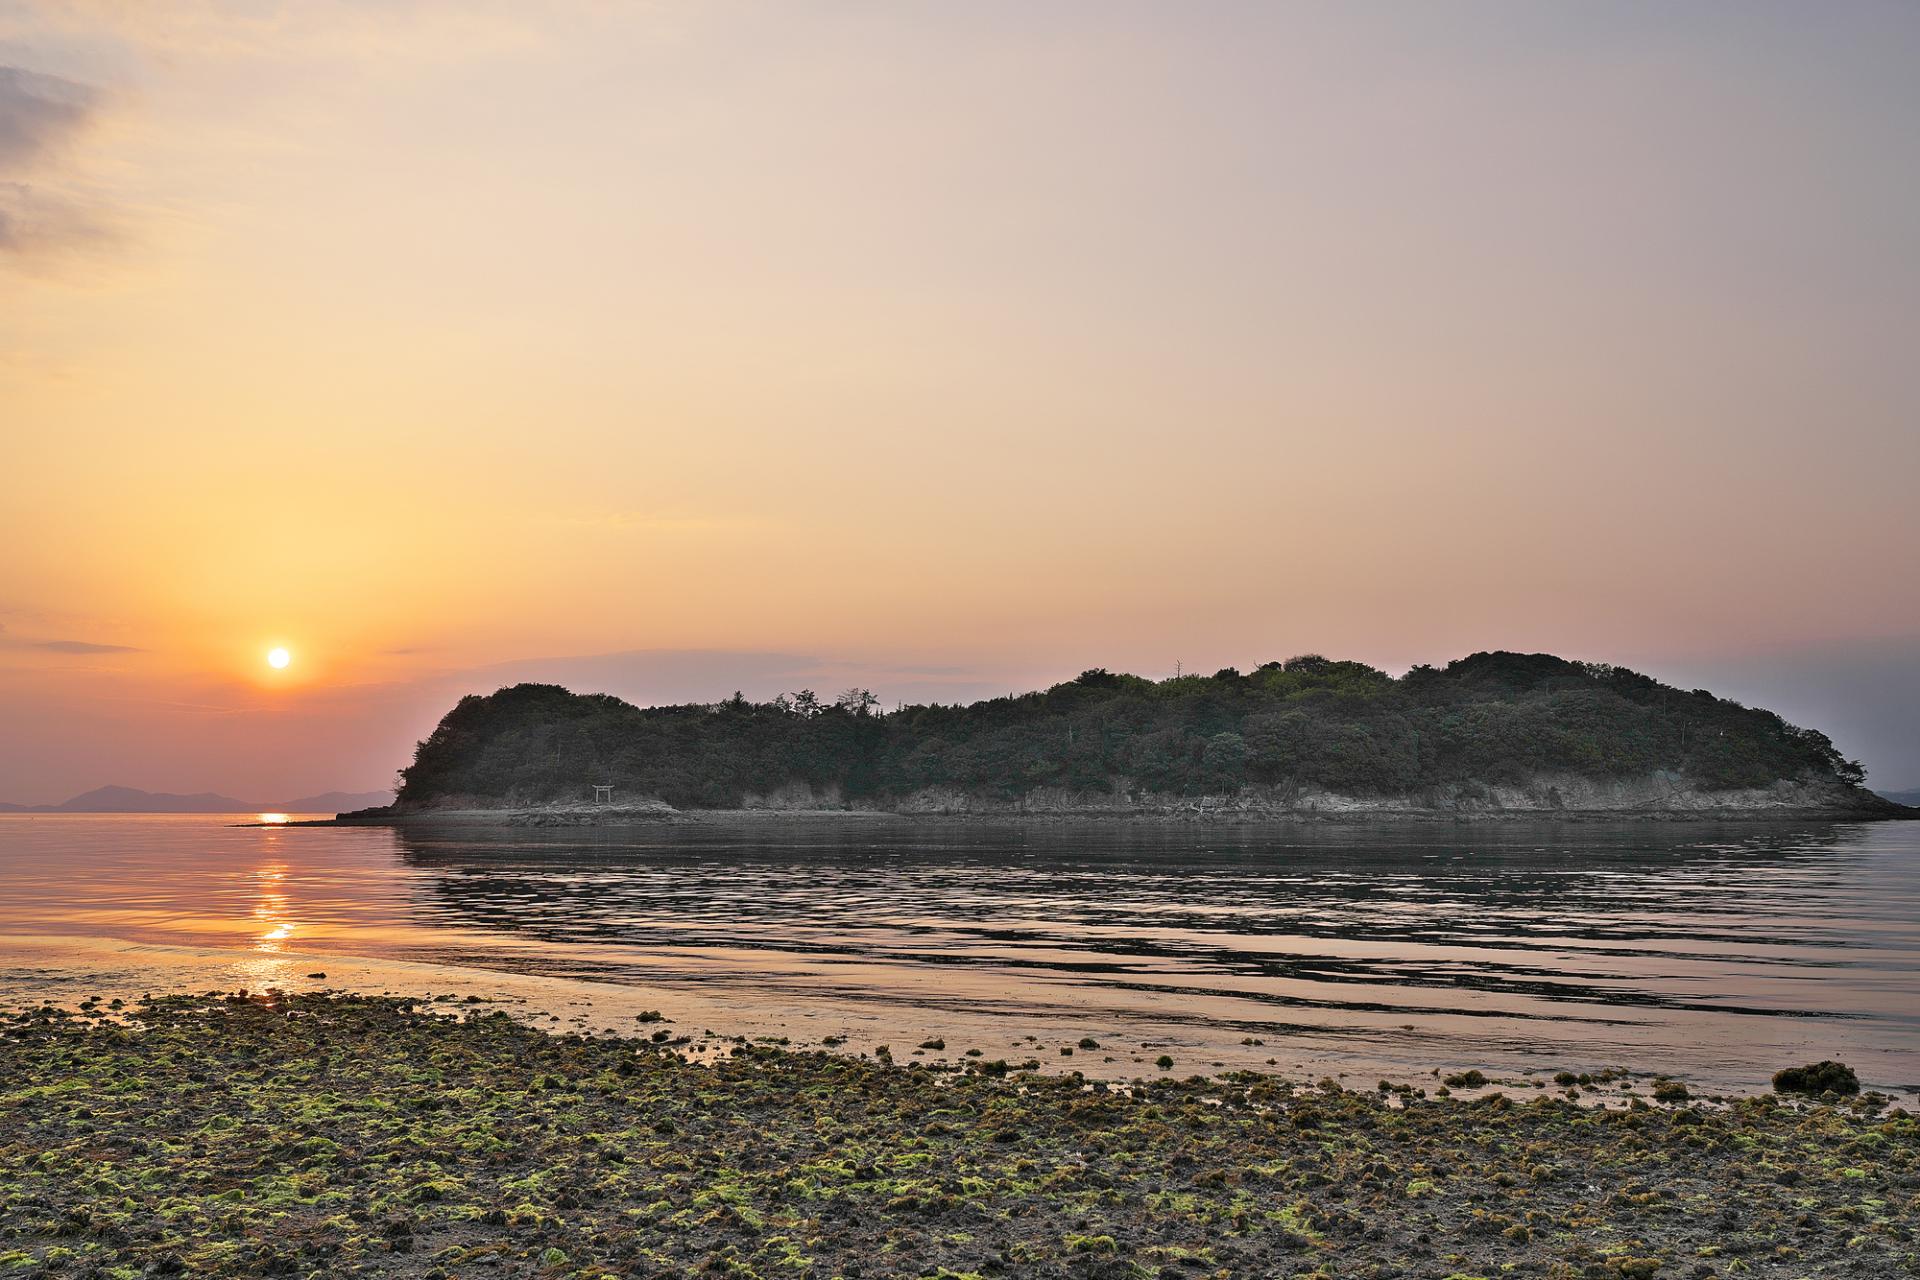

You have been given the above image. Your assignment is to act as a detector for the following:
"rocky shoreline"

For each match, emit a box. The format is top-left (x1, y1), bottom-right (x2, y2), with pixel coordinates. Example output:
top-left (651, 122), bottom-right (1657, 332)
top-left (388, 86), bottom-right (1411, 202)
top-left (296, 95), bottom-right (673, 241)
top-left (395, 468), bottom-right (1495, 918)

top-left (2, 993), bottom-right (1913, 1278)
top-left (306, 777), bottom-right (1912, 828)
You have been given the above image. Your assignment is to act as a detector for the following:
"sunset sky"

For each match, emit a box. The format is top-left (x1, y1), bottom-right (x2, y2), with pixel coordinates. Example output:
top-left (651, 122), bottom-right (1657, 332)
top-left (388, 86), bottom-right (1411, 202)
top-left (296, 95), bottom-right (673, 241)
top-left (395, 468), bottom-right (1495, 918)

top-left (3, 1), bottom-right (1918, 802)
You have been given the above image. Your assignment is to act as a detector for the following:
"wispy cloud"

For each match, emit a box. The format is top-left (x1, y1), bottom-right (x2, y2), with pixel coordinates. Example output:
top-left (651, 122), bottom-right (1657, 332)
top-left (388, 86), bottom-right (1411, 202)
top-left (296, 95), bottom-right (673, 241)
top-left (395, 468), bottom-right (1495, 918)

top-left (0, 66), bottom-right (95, 166)
top-left (29, 638), bottom-right (142, 654)
top-left (0, 178), bottom-right (113, 256)
top-left (0, 623), bottom-right (140, 654)
top-left (4, 2), bottom-right (578, 63)
top-left (0, 63), bottom-right (116, 263)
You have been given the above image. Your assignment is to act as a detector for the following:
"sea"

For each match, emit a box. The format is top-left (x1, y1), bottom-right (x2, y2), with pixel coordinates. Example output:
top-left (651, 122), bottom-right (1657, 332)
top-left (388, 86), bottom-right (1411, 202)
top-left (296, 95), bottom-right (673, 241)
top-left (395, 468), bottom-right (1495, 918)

top-left (1, 813), bottom-right (1915, 1096)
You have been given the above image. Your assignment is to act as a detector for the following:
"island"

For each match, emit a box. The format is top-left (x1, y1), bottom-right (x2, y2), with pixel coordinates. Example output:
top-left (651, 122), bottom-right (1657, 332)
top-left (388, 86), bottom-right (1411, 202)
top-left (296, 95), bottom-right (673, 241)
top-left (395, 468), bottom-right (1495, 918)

top-left (347, 651), bottom-right (1905, 823)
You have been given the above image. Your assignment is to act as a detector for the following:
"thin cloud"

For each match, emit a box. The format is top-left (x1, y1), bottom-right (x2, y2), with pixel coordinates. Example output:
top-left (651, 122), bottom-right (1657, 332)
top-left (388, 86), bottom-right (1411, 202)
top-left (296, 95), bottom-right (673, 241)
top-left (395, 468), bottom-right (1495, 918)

top-left (0, 64), bottom-right (115, 263)
top-left (0, 623), bottom-right (141, 654)
top-left (4, 3), bottom-right (574, 64)
top-left (0, 179), bottom-right (114, 256)
top-left (31, 638), bottom-right (142, 654)
top-left (0, 66), bottom-right (95, 168)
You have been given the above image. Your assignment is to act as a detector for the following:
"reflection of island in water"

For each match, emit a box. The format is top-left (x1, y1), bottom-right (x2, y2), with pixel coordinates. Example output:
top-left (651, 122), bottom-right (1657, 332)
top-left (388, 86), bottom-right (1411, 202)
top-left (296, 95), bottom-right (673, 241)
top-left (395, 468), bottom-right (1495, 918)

top-left (384, 818), bottom-right (1920, 1086)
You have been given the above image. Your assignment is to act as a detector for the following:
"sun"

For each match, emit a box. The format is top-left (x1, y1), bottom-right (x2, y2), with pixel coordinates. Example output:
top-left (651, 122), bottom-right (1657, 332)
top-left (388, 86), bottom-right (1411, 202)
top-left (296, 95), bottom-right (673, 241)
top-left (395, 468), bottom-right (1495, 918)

top-left (267, 647), bottom-right (291, 670)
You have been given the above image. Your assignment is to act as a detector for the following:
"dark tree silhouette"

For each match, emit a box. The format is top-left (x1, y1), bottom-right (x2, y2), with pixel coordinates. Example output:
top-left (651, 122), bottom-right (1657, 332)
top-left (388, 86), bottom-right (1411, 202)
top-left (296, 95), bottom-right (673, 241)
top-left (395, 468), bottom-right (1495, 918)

top-left (394, 652), bottom-right (1875, 809)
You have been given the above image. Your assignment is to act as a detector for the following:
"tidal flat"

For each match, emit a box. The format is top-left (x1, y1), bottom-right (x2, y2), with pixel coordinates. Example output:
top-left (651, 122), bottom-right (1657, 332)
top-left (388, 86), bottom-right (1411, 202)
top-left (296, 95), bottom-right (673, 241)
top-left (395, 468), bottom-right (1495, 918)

top-left (1, 995), bottom-right (1914, 1279)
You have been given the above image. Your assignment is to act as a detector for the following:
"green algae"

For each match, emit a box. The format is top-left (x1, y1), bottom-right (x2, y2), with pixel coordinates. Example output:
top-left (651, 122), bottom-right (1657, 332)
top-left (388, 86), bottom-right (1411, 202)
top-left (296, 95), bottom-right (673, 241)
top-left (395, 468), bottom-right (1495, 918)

top-left (0, 996), bottom-right (1913, 1278)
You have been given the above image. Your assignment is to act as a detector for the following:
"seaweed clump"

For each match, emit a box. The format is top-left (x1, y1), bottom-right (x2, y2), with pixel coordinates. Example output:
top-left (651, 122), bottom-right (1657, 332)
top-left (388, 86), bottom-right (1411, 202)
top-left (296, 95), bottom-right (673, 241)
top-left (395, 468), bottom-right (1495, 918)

top-left (1773, 1059), bottom-right (1862, 1095)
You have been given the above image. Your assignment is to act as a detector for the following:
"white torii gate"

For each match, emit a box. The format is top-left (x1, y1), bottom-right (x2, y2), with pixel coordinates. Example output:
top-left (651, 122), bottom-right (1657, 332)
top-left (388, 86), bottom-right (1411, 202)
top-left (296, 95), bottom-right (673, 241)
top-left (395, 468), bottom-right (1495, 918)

top-left (591, 784), bottom-right (613, 804)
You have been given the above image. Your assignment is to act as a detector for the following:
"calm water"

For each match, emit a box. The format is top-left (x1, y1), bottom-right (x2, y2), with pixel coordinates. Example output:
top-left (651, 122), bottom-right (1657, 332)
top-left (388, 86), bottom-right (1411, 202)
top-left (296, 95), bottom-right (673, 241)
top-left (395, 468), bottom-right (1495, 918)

top-left (1, 813), bottom-right (1916, 1093)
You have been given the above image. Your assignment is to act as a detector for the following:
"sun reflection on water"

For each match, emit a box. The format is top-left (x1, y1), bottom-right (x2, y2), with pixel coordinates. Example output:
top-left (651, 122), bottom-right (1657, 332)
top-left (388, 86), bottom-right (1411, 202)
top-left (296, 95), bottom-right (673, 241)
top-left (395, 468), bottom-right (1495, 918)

top-left (251, 862), bottom-right (296, 952)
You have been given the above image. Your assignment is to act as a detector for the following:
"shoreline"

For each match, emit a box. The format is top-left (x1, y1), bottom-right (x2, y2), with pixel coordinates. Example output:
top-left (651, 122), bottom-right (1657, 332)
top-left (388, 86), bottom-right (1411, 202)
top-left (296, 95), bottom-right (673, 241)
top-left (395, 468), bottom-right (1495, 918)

top-left (3, 992), bottom-right (1912, 1278)
top-left (10, 929), bottom-right (1917, 1103)
top-left (291, 802), bottom-right (1916, 828)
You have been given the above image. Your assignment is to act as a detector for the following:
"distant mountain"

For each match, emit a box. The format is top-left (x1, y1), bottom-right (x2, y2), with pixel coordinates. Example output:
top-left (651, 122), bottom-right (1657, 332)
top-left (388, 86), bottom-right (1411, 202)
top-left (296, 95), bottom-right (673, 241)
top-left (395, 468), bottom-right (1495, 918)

top-left (0, 786), bottom-right (392, 814)
top-left (54, 785), bottom-right (252, 812)
top-left (1876, 788), bottom-right (1920, 808)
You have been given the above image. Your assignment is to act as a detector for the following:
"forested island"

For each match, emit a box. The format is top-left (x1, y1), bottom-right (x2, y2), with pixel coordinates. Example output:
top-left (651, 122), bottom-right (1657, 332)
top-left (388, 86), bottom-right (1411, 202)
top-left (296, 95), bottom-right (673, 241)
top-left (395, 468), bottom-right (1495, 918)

top-left (365, 652), bottom-right (1901, 821)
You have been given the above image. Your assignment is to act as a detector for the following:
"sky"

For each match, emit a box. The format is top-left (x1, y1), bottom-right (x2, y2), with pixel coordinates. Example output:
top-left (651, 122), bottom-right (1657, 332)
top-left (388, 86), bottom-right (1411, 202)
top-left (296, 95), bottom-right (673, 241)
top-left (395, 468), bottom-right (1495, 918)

top-left (1, 1), bottom-right (1917, 802)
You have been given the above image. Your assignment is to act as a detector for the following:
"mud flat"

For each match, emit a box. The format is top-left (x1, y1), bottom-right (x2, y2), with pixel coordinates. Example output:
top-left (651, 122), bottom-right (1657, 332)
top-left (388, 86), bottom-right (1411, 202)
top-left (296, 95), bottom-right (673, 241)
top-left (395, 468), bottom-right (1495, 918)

top-left (2, 993), bottom-right (1914, 1278)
